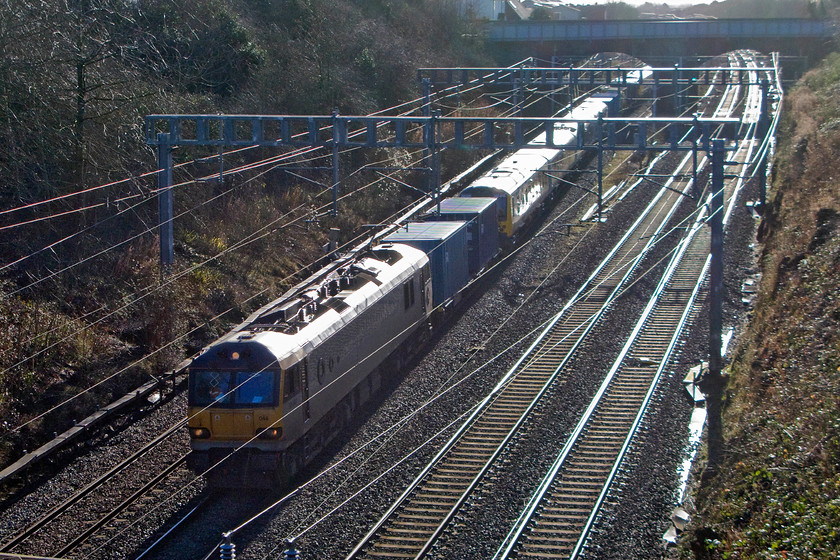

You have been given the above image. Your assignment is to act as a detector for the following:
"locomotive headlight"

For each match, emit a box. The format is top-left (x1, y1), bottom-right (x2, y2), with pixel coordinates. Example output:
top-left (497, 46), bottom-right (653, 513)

top-left (257, 427), bottom-right (282, 440)
top-left (189, 427), bottom-right (211, 439)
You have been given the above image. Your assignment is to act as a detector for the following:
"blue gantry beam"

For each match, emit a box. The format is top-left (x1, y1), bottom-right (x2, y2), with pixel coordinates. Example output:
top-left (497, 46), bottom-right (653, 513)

top-left (145, 115), bottom-right (738, 152)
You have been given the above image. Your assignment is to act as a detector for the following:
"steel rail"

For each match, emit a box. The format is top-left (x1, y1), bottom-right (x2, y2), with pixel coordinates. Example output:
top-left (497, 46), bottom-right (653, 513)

top-left (495, 57), bottom-right (768, 559)
top-left (54, 456), bottom-right (189, 557)
top-left (134, 498), bottom-right (210, 560)
top-left (569, 220), bottom-right (711, 558)
top-left (0, 420), bottom-right (186, 553)
top-left (346, 106), bottom-right (708, 560)
top-left (497, 210), bottom-right (711, 560)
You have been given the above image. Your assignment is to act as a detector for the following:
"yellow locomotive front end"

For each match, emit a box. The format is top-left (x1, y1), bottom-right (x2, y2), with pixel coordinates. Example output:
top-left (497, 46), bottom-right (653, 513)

top-left (186, 341), bottom-right (288, 486)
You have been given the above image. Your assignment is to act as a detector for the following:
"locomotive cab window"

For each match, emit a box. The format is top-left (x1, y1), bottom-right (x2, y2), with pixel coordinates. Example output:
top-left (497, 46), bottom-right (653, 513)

top-left (190, 370), bottom-right (278, 407)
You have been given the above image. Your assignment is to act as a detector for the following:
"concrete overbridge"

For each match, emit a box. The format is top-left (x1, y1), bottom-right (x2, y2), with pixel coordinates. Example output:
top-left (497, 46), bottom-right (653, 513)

top-left (486, 18), bottom-right (835, 65)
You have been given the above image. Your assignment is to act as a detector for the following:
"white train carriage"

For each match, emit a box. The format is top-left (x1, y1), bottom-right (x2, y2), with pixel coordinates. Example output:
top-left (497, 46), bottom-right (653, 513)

top-left (459, 93), bottom-right (613, 239)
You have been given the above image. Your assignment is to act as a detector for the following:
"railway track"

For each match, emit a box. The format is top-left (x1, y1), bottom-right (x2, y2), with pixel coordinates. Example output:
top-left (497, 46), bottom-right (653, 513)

top-left (346, 124), bottom-right (708, 560)
top-left (0, 57), bottom-right (641, 560)
top-left (492, 52), bottom-right (770, 560)
top-left (0, 52), bottom-right (777, 560)
top-left (346, 53), bottom-right (774, 560)
top-left (496, 195), bottom-right (715, 559)
top-left (0, 419), bottom-right (192, 559)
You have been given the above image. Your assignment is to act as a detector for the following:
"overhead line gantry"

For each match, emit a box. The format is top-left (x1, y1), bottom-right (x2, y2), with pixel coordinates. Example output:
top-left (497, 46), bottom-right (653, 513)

top-left (146, 113), bottom-right (740, 268)
top-left (145, 60), bottom-right (776, 268)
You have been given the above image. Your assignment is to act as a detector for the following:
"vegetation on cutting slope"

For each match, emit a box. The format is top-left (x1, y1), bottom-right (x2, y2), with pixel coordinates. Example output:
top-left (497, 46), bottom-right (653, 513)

top-left (678, 52), bottom-right (840, 560)
top-left (0, 0), bottom-right (491, 466)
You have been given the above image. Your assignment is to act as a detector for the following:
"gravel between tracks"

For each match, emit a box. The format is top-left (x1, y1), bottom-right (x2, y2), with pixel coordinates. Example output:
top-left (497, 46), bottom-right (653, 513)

top-left (221, 150), bottom-right (742, 560)
top-left (0, 152), bottom-right (760, 560)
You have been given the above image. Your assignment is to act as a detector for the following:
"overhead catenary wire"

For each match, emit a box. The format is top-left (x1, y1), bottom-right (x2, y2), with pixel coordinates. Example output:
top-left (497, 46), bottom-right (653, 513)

top-left (1, 50), bottom-right (728, 436)
top-left (82, 70), bottom-right (764, 556)
top-left (0, 144), bottom-right (319, 277)
top-left (280, 168), bottom-right (744, 550)
top-left (0, 57), bottom-right (556, 276)
top-left (2, 105), bottom-right (486, 420)
top-left (57, 59), bottom-right (688, 438)
top-left (87, 162), bottom-right (612, 556)
top-left (249, 71), bottom-right (762, 543)
top-left (13, 57), bottom-right (772, 556)
top-left (249, 157), bottom-right (729, 551)
top-left (4, 65), bottom-right (636, 412)
top-left (6, 109), bottom-right (466, 342)
top-left (0, 68), bottom-right (462, 239)
top-left (0, 164), bottom-right (414, 419)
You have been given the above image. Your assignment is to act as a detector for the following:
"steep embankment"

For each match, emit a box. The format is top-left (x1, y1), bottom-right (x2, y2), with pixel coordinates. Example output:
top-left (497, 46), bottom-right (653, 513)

top-left (680, 54), bottom-right (840, 559)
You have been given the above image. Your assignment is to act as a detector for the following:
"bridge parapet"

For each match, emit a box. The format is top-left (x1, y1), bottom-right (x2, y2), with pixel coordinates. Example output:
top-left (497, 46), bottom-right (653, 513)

top-left (487, 18), bottom-right (835, 43)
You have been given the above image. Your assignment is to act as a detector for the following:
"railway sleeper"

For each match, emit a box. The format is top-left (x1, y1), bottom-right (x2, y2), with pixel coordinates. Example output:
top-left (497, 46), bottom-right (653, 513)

top-left (460, 437), bottom-right (503, 448)
top-left (385, 526), bottom-right (438, 535)
top-left (581, 426), bottom-right (627, 436)
top-left (605, 378), bottom-right (651, 387)
top-left (485, 406), bottom-right (528, 416)
top-left (527, 529), bottom-right (587, 541)
top-left (573, 445), bottom-right (617, 455)
top-left (515, 369), bottom-right (555, 379)
top-left (591, 408), bottom-right (639, 418)
top-left (587, 417), bottom-right (634, 427)
top-left (497, 394), bottom-right (540, 406)
top-left (445, 454), bottom-right (492, 463)
top-left (536, 507), bottom-right (593, 519)
top-left (556, 479), bottom-right (605, 490)
top-left (433, 468), bottom-right (479, 479)
top-left (547, 493), bottom-right (597, 505)
top-left (472, 418), bottom-right (514, 428)
top-left (524, 534), bottom-right (582, 546)
top-left (578, 436), bottom-right (625, 446)
top-left (392, 518), bottom-right (440, 528)
top-left (612, 378), bottom-right (653, 388)
top-left (569, 454), bottom-right (615, 466)
top-left (378, 534), bottom-right (429, 544)
top-left (404, 501), bottom-right (456, 510)
top-left (562, 464), bottom-right (612, 476)
top-left (416, 491), bottom-right (465, 501)
top-left (424, 480), bottom-right (471, 490)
